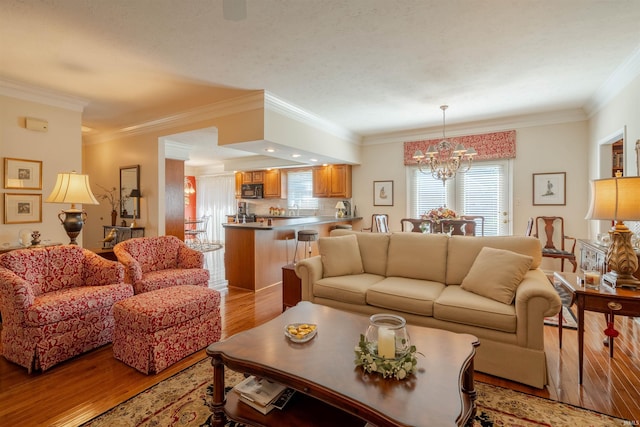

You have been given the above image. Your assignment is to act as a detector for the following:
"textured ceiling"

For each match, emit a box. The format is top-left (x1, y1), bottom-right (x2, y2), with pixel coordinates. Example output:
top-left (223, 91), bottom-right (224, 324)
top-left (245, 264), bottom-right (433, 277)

top-left (1, 0), bottom-right (640, 163)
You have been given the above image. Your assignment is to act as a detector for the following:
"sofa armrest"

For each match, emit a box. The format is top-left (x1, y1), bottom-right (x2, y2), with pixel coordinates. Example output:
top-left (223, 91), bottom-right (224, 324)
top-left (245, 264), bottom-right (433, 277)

top-left (0, 267), bottom-right (35, 325)
top-left (113, 245), bottom-right (143, 285)
top-left (514, 269), bottom-right (562, 349)
top-left (82, 249), bottom-right (125, 286)
top-left (294, 256), bottom-right (323, 302)
top-left (177, 244), bottom-right (205, 269)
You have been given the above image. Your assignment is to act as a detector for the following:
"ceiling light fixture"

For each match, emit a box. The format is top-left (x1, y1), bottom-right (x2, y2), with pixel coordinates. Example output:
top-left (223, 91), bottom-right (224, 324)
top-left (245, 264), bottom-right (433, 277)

top-left (265, 148), bottom-right (275, 153)
top-left (291, 154), bottom-right (301, 158)
top-left (412, 105), bottom-right (476, 185)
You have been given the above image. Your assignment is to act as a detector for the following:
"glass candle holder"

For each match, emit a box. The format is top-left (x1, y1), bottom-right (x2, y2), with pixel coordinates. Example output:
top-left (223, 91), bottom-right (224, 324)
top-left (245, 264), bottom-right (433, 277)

top-left (364, 314), bottom-right (411, 360)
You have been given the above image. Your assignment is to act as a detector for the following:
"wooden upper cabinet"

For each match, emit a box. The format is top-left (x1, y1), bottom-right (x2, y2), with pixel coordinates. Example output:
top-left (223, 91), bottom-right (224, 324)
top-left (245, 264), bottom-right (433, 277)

top-left (313, 164), bottom-right (352, 198)
top-left (242, 171), bottom-right (264, 184)
top-left (235, 172), bottom-right (243, 199)
top-left (264, 169), bottom-right (287, 198)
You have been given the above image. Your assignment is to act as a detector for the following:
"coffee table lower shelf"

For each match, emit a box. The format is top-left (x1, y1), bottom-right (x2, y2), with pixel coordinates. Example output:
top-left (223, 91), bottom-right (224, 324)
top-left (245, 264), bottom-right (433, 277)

top-left (224, 388), bottom-right (366, 427)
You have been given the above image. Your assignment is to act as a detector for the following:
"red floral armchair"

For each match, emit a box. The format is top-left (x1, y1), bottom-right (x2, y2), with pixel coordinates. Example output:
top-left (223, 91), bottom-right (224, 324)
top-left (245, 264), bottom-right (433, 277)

top-left (113, 236), bottom-right (210, 294)
top-left (0, 245), bottom-right (133, 372)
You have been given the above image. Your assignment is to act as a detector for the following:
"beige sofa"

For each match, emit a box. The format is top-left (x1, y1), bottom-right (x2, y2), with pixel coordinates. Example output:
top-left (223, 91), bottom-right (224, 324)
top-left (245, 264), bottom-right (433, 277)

top-left (295, 230), bottom-right (561, 388)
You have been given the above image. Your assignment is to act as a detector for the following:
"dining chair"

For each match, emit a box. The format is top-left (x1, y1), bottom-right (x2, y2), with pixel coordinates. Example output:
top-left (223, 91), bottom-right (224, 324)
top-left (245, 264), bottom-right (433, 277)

top-left (363, 214), bottom-right (389, 233)
top-left (400, 218), bottom-right (424, 233)
top-left (460, 215), bottom-right (485, 236)
top-left (533, 216), bottom-right (577, 272)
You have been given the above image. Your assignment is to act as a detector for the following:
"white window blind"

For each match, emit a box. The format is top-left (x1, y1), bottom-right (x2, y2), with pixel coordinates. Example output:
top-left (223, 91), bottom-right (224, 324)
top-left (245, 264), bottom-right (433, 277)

top-left (408, 160), bottom-right (510, 235)
top-left (287, 169), bottom-right (319, 210)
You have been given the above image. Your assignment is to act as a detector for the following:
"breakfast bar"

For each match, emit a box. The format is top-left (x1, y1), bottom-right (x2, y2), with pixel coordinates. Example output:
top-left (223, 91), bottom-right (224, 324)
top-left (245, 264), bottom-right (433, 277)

top-left (223, 216), bottom-right (359, 291)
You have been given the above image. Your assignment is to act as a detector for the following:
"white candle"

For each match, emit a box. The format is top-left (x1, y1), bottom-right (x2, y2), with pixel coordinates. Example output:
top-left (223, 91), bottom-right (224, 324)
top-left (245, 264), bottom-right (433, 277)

top-left (377, 327), bottom-right (395, 359)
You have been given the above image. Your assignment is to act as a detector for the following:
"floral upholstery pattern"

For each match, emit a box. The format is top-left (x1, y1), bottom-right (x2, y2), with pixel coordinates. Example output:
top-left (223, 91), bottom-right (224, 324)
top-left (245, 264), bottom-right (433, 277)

top-left (113, 236), bottom-right (209, 294)
top-left (0, 246), bottom-right (132, 372)
top-left (112, 285), bottom-right (221, 374)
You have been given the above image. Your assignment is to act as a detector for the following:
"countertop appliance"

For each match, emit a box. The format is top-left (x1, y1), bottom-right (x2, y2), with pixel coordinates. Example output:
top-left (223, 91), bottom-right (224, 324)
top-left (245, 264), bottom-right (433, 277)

top-left (241, 183), bottom-right (263, 199)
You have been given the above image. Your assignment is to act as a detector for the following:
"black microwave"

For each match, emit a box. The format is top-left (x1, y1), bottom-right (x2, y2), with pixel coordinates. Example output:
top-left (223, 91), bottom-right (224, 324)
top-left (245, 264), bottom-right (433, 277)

top-left (241, 183), bottom-right (263, 199)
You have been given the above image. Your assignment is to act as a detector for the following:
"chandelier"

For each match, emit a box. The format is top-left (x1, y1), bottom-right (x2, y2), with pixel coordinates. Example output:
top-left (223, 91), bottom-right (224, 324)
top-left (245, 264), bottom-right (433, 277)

top-left (412, 105), bottom-right (476, 184)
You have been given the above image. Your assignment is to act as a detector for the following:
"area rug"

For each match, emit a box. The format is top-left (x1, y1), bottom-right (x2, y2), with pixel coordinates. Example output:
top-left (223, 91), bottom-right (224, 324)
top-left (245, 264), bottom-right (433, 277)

top-left (82, 359), bottom-right (628, 427)
top-left (544, 305), bottom-right (578, 329)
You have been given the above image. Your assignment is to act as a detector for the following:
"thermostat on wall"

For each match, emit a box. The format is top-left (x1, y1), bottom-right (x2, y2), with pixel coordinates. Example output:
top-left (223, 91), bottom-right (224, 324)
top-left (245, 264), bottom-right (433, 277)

top-left (26, 117), bottom-right (48, 132)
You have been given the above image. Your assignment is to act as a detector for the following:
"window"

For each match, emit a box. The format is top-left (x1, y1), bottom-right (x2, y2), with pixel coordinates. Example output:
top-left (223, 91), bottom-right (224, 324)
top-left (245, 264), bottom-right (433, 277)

top-left (287, 169), bottom-right (319, 210)
top-left (408, 160), bottom-right (511, 235)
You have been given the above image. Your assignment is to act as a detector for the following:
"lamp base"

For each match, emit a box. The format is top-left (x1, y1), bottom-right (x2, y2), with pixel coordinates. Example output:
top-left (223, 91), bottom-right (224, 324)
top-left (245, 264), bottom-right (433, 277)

top-left (57, 208), bottom-right (87, 245)
top-left (603, 271), bottom-right (640, 289)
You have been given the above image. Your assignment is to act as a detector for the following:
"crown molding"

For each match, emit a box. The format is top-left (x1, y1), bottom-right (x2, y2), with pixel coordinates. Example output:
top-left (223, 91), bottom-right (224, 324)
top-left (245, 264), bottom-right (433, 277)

top-left (362, 108), bottom-right (588, 145)
top-left (0, 79), bottom-right (87, 112)
top-left (264, 91), bottom-right (361, 144)
top-left (583, 45), bottom-right (640, 117)
top-left (163, 141), bottom-right (191, 161)
top-left (85, 91), bottom-right (266, 144)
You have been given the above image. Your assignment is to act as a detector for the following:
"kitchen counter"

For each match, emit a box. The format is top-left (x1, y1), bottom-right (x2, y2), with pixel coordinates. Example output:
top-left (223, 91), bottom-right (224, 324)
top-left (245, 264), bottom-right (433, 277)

top-left (223, 216), bottom-right (360, 291)
top-left (223, 216), bottom-right (361, 230)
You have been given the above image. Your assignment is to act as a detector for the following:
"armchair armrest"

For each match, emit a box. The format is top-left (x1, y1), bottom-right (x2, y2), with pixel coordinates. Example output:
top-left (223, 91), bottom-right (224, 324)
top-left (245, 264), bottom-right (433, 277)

top-left (564, 235), bottom-right (577, 254)
top-left (177, 244), bottom-right (205, 269)
top-left (294, 256), bottom-right (323, 302)
top-left (0, 267), bottom-right (36, 325)
top-left (82, 249), bottom-right (125, 286)
top-left (514, 268), bottom-right (562, 349)
top-left (113, 245), bottom-right (143, 285)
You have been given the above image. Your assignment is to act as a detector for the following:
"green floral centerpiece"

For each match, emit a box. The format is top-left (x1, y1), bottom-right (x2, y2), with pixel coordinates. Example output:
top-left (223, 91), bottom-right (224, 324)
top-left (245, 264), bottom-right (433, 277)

top-left (354, 314), bottom-right (421, 380)
top-left (354, 334), bottom-right (420, 380)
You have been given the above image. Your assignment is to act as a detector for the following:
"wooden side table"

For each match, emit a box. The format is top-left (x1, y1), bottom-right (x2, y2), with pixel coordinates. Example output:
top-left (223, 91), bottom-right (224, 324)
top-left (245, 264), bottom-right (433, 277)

top-left (554, 271), bottom-right (640, 384)
top-left (282, 263), bottom-right (301, 312)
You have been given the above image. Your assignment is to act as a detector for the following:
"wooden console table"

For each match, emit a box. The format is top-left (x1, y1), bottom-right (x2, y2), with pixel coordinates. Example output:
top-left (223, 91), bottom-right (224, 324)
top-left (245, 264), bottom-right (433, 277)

top-left (554, 271), bottom-right (640, 384)
top-left (102, 226), bottom-right (145, 248)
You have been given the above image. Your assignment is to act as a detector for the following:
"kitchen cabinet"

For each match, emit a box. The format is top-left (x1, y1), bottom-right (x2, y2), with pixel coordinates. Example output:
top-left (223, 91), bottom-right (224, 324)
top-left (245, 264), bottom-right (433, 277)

top-left (234, 172), bottom-right (243, 199)
top-left (312, 164), bottom-right (352, 198)
top-left (264, 169), bottom-right (287, 198)
top-left (242, 171), bottom-right (264, 184)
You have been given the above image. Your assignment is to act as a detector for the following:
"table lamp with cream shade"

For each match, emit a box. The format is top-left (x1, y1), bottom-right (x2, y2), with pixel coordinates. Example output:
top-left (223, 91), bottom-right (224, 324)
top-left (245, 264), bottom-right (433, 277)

top-left (45, 171), bottom-right (99, 245)
top-left (585, 174), bottom-right (640, 289)
top-left (335, 201), bottom-right (346, 218)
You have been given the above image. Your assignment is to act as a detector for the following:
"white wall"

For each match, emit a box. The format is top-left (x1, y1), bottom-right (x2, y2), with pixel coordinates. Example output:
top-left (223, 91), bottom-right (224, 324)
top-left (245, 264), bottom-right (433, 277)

top-left (0, 94), bottom-right (84, 247)
top-left (587, 73), bottom-right (640, 238)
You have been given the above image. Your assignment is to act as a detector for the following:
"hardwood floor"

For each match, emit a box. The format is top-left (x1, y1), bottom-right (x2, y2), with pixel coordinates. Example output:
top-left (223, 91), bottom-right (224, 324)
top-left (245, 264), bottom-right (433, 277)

top-left (1, 284), bottom-right (639, 426)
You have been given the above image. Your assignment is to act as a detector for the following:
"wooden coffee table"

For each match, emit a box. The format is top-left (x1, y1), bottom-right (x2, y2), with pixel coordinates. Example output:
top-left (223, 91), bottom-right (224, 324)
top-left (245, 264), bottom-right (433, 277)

top-left (206, 302), bottom-right (479, 427)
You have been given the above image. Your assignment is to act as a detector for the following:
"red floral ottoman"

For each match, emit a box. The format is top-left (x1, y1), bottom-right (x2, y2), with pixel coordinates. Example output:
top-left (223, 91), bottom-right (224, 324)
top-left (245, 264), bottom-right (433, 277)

top-left (112, 285), bottom-right (221, 374)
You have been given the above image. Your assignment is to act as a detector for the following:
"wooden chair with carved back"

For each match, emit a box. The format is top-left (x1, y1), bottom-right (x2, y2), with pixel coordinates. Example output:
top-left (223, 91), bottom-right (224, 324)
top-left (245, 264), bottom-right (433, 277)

top-left (400, 218), bottom-right (425, 233)
top-left (533, 216), bottom-right (577, 272)
top-left (363, 214), bottom-right (390, 233)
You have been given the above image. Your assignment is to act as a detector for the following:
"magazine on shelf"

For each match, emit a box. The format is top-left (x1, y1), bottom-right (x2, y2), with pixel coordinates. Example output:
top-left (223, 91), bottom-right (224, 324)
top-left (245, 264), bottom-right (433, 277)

top-left (233, 375), bottom-right (291, 407)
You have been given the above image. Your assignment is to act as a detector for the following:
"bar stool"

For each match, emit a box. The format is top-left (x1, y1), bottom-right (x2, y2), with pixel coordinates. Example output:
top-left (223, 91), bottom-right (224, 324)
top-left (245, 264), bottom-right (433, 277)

top-left (294, 230), bottom-right (318, 263)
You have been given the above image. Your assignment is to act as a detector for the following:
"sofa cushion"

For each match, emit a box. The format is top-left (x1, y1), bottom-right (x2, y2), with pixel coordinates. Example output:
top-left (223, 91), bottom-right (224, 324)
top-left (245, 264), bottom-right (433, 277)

top-left (446, 236), bottom-right (541, 285)
top-left (25, 284), bottom-right (134, 327)
top-left (354, 232), bottom-right (390, 276)
top-left (137, 268), bottom-right (210, 294)
top-left (318, 234), bottom-right (364, 278)
top-left (366, 277), bottom-right (445, 316)
top-left (434, 285), bottom-right (516, 333)
top-left (386, 233), bottom-right (449, 283)
top-left (313, 273), bottom-right (384, 305)
top-left (460, 247), bottom-right (533, 304)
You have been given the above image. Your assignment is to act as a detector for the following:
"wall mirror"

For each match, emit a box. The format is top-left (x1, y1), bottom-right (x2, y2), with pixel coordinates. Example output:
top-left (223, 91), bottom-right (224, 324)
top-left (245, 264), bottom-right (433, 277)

top-left (120, 165), bottom-right (140, 218)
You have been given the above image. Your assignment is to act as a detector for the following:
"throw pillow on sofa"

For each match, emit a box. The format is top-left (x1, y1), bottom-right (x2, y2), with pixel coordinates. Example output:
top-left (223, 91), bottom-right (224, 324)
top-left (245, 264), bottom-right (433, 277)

top-left (318, 234), bottom-right (365, 278)
top-left (460, 246), bottom-right (533, 304)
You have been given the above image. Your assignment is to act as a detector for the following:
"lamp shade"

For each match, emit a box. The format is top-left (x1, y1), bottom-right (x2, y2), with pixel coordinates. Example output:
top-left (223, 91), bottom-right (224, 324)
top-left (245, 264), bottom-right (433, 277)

top-left (335, 201), bottom-right (346, 209)
top-left (46, 172), bottom-right (99, 206)
top-left (129, 188), bottom-right (141, 198)
top-left (585, 176), bottom-right (640, 221)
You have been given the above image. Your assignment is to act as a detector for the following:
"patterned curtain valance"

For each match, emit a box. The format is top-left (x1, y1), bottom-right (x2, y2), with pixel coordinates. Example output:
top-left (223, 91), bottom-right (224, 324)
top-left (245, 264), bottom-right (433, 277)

top-left (403, 130), bottom-right (516, 165)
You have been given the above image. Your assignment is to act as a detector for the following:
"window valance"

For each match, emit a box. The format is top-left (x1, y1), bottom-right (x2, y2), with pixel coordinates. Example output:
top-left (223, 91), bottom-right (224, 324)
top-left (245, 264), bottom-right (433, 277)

top-left (403, 130), bottom-right (516, 165)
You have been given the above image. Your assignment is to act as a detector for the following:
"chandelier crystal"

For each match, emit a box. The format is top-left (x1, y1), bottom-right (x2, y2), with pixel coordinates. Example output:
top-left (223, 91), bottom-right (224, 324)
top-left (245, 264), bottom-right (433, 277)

top-left (412, 105), bottom-right (476, 185)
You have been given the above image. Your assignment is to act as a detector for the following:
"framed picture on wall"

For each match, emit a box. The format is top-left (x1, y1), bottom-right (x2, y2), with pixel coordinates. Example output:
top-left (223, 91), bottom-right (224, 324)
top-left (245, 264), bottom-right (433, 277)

top-left (4, 193), bottom-right (42, 224)
top-left (4, 158), bottom-right (42, 190)
top-left (532, 172), bottom-right (566, 206)
top-left (373, 180), bottom-right (394, 206)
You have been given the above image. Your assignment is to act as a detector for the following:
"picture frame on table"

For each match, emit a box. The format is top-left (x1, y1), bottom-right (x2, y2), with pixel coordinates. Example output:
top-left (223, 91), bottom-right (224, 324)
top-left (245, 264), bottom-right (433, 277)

top-left (373, 180), bottom-right (394, 206)
top-left (4, 193), bottom-right (42, 224)
top-left (4, 158), bottom-right (42, 190)
top-left (532, 172), bottom-right (566, 206)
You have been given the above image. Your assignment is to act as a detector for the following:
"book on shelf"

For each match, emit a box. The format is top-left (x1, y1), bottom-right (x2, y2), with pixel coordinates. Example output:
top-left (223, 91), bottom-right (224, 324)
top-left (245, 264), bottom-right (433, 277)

top-left (233, 375), bottom-right (295, 414)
